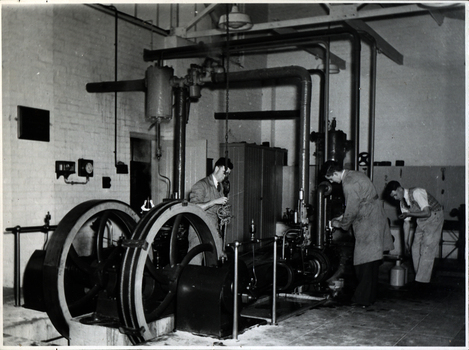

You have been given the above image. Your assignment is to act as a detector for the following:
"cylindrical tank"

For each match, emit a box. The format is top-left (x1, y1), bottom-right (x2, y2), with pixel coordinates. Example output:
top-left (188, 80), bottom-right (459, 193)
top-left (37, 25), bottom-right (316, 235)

top-left (145, 65), bottom-right (174, 121)
top-left (390, 260), bottom-right (406, 287)
top-left (328, 129), bottom-right (347, 164)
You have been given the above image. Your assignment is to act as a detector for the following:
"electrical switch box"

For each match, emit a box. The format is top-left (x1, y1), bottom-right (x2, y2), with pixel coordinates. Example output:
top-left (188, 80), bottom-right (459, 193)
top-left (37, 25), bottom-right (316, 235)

top-left (56, 161), bottom-right (76, 179)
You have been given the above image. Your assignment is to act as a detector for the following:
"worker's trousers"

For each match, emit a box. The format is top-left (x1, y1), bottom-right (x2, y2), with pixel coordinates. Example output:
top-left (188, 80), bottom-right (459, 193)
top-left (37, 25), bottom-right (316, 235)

top-left (412, 210), bottom-right (444, 283)
top-left (352, 259), bottom-right (381, 306)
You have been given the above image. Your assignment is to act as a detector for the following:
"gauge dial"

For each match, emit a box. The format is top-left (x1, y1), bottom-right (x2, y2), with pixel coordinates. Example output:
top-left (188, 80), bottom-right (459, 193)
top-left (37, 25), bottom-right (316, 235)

top-left (78, 159), bottom-right (94, 177)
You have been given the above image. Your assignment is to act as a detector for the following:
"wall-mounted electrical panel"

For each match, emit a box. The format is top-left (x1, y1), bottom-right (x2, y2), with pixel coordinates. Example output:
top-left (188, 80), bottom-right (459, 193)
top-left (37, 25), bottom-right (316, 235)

top-left (56, 161), bottom-right (75, 179)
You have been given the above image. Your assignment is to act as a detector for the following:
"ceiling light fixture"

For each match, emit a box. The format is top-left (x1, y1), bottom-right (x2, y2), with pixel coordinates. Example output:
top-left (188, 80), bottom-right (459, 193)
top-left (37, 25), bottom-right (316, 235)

top-left (218, 4), bottom-right (253, 31)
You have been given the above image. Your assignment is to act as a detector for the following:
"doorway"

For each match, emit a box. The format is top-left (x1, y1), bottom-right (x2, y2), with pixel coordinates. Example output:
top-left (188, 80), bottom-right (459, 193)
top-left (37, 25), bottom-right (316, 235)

top-left (130, 137), bottom-right (151, 215)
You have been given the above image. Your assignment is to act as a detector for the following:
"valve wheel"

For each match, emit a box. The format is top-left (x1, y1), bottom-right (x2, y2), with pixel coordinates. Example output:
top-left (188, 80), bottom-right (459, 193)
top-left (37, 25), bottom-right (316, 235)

top-left (358, 152), bottom-right (370, 166)
top-left (119, 200), bottom-right (224, 345)
top-left (43, 200), bottom-right (140, 340)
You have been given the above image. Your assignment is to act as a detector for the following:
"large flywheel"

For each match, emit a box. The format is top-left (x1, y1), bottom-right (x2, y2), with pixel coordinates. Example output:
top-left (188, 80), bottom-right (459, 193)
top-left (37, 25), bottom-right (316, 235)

top-left (119, 200), bottom-right (224, 344)
top-left (42, 200), bottom-right (140, 340)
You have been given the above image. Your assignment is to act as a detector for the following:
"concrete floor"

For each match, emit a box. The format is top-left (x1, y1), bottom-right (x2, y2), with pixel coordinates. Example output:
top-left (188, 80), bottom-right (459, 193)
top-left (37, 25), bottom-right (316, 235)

top-left (143, 261), bottom-right (467, 348)
top-left (3, 258), bottom-right (467, 348)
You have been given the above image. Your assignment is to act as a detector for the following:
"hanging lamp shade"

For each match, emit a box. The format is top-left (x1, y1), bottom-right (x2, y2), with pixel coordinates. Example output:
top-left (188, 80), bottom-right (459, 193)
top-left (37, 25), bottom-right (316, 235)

top-left (218, 5), bottom-right (253, 31)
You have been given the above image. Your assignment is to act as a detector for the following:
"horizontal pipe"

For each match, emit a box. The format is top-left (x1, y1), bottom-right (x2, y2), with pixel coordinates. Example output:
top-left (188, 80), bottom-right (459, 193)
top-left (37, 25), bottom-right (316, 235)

top-left (5, 225), bottom-right (57, 234)
top-left (86, 79), bottom-right (146, 93)
top-left (214, 110), bottom-right (300, 120)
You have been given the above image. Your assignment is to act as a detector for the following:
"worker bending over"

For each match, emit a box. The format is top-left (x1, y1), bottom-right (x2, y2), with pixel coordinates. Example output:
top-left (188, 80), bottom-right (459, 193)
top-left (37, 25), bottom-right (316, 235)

top-left (385, 181), bottom-right (444, 287)
top-left (325, 161), bottom-right (394, 307)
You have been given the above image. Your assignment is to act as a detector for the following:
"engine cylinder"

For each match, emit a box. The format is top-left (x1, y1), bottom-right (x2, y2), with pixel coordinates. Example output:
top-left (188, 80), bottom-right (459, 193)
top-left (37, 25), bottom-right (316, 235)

top-left (328, 129), bottom-right (347, 165)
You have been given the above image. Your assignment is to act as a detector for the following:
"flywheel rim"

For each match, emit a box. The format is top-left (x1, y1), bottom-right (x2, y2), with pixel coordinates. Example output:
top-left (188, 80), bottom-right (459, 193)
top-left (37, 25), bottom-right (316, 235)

top-left (43, 200), bottom-right (140, 339)
top-left (119, 200), bottom-right (224, 344)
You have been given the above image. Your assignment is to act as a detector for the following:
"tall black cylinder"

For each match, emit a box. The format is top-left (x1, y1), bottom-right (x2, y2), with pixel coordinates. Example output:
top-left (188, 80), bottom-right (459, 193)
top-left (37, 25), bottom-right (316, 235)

top-left (328, 129), bottom-right (347, 165)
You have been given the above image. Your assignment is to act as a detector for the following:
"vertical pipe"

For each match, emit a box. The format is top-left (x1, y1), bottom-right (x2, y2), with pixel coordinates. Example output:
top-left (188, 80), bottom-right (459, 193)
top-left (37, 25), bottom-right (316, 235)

top-left (368, 38), bottom-right (377, 181)
top-left (316, 186), bottom-right (326, 249)
top-left (173, 87), bottom-right (187, 199)
top-left (272, 237), bottom-right (278, 324)
top-left (114, 7), bottom-right (118, 168)
top-left (14, 229), bottom-right (20, 306)
top-left (232, 241), bottom-right (240, 339)
top-left (351, 35), bottom-right (361, 171)
top-left (323, 41), bottom-right (331, 165)
top-left (308, 62), bottom-right (326, 190)
top-left (298, 78), bottom-right (312, 204)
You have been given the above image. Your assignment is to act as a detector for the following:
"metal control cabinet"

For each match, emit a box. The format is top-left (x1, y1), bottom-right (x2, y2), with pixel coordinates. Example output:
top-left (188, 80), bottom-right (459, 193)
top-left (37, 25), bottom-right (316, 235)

top-left (221, 143), bottom-right (287, 247)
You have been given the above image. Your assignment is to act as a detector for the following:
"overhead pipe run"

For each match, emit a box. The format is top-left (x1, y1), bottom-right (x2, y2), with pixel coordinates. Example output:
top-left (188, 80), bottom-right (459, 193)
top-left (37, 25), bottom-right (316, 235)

top-left (87, 26), bottom-right (363, 250)
top-left (144, 27), bottom-right (362, 171)
top-left (211, 66), bottom-right (312, 204)
top-left (144, 27), bottom-right (357, 62)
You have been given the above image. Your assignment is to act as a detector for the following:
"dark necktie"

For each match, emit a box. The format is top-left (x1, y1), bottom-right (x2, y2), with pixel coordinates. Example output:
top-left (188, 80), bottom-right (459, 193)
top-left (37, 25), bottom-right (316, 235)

top-left (217, 183), bottom-right (221, 192)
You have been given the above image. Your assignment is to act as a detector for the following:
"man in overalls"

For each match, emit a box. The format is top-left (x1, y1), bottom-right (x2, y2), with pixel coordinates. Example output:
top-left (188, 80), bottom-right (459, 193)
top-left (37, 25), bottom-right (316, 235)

top-left (385, 181), bottom-right (444, 287)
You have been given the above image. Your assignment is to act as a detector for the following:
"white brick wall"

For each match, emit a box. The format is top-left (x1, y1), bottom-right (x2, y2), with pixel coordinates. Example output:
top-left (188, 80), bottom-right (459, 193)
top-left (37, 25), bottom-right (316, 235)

top-left (264, 11), bottom-right (465, 168)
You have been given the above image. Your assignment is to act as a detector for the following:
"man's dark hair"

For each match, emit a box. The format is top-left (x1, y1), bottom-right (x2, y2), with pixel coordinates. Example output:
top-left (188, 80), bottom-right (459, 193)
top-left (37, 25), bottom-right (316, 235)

top-left (384, 180), bottom-right (402, 199)
top-left (214, 157), bottom-right (233, 170)
top-left (324, 161), bottom-right (343, 177)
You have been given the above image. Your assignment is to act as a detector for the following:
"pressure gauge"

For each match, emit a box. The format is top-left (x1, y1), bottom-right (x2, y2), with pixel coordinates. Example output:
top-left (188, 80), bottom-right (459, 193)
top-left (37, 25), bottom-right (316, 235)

top-left (78, 158), bottom-right (94, 177)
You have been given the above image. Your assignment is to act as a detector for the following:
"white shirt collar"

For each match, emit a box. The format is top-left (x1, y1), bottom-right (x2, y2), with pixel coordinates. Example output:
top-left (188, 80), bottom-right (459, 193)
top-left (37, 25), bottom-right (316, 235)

top-left (403, 188), bottom-right (410, 205)
top-left (211, 174), bottom-right (219, 188)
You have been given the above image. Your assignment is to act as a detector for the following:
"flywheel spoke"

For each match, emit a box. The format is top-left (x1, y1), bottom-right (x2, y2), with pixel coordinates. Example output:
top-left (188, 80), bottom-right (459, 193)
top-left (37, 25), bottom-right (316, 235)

top-left (169, 214), bottom-right (183, 266)
top-left (96, 210), bottom-right (112, 263)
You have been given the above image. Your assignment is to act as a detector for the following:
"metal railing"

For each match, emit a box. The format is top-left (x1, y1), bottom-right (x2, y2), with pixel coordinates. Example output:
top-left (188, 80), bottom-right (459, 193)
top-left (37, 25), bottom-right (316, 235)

top-left (227, 235), bottom-right (279, 340)
top-left (4, 215), bottom-right (57, 306)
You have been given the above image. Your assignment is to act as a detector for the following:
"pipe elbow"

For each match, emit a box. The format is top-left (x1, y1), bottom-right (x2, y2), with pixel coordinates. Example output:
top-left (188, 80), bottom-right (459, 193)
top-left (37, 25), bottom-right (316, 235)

top-left (318, 181), bottom-right (333, 197)
top-left (284, 65), bottom-right (312, 84)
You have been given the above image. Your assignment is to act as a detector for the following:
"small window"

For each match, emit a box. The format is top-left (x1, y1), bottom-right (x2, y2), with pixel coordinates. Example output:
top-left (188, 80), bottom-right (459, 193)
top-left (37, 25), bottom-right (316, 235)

top-left (17, 105), bottom-right (50, 142)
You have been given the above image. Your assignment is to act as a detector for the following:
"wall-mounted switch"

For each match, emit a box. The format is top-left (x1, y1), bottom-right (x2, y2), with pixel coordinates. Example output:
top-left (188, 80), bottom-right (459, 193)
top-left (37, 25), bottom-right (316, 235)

top-left (56, 161), bottom-right (75, 179)
top-left (102, 176), bottom-right (111, 189)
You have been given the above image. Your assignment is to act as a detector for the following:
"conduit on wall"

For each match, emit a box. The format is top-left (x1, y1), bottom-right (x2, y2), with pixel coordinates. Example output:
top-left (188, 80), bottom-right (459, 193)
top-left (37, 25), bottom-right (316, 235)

top-left (355, 30), bottom-right (378, 181)
top-left (112, 6), bottom-right (129, 174)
